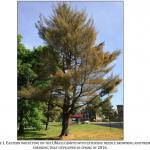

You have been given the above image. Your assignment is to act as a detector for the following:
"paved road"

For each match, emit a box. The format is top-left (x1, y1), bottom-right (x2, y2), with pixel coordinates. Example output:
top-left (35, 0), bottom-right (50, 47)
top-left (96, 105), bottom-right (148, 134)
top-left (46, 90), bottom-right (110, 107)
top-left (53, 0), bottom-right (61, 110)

top-left (94, 122), bottom-right (123, 129)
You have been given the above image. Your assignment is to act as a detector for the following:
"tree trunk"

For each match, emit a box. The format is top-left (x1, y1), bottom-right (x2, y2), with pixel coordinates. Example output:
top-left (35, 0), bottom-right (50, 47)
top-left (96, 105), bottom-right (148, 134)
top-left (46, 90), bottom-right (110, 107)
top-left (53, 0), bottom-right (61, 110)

top-left (18, 112), bottom-right (24, 134)
top-left (60, 110), bottom-right (70, 136)
top-left (18, 123), bottom-right (24, 134)
top-left (45, 99), bottom-right (51, 130)
top-left (59, 91), bottom-right (71, 137)
top-left (45, 116), bottom-right (49, 130)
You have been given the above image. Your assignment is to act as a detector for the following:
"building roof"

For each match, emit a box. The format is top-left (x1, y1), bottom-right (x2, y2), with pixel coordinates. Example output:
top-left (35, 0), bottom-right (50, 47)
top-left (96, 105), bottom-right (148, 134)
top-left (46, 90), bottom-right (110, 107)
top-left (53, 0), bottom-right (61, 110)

top-left (70, 114), bottom-right (82, 118)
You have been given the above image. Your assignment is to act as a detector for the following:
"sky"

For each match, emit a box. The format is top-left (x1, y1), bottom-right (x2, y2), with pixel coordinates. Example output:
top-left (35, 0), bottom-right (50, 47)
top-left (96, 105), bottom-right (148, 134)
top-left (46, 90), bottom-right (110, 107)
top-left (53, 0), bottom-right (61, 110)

top-left (18, 1), bottom-right (123, 108)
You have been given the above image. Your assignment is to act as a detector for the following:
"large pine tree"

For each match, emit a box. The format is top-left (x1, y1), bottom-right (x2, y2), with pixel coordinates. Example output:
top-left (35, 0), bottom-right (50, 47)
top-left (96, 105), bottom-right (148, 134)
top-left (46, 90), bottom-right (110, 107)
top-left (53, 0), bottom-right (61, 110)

top-left (31, 3), bottom-right (121, 137)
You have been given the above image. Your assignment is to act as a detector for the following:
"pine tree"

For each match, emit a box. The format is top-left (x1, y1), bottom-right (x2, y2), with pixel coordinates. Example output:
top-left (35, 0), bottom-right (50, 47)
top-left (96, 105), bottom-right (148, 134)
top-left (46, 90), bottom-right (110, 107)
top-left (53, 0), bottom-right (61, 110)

top-left (34, 3), bottom-right (121, 137)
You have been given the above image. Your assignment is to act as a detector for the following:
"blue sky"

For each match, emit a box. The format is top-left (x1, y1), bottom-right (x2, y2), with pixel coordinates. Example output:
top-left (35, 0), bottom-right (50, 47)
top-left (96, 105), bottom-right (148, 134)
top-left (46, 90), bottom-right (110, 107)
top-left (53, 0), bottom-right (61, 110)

top-left (18, 1), bottom-right (123, 108)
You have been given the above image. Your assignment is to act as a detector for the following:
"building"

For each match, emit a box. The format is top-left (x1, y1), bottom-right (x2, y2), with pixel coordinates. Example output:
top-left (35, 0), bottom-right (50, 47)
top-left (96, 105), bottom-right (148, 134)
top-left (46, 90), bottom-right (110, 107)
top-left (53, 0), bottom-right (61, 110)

top-left (69, 107), bottom-right (102, 124)
top-left (117, 105), bottom-right (123, 122)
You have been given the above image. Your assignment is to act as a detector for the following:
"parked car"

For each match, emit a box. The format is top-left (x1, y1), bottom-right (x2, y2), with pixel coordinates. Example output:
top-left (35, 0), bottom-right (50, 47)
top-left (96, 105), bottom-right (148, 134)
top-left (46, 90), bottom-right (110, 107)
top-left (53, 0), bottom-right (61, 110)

top-left (83, 120), bottom-right (90, 124)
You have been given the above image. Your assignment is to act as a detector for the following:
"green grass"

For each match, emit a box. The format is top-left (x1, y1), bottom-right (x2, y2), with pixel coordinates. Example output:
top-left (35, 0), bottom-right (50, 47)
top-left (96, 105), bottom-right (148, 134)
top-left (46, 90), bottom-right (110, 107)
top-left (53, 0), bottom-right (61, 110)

top-left (18, 122), bottom-right (123, 140)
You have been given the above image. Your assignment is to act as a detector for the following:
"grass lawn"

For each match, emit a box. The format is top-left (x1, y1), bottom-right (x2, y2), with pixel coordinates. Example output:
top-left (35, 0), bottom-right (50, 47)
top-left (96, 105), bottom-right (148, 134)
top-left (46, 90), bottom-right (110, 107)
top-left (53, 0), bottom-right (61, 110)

top-left (18, 122), bottom-right (123, 140)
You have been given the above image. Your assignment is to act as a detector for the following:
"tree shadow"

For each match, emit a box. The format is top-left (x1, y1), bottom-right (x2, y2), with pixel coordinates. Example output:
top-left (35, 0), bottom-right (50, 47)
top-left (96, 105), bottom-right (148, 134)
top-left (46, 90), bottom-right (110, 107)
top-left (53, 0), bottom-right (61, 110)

top-left (17, 129), bottom-right (62, 140)
top-left (18, 136), bottom-right (62, 140)
top-left (18, 131), bottom-right (46, 140)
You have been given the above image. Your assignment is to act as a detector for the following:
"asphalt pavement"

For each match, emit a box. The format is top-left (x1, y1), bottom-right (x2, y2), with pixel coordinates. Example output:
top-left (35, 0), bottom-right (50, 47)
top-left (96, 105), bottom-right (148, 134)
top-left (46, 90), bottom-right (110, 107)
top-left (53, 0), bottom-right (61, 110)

top-left (94, 122), bottom-right (123, 129)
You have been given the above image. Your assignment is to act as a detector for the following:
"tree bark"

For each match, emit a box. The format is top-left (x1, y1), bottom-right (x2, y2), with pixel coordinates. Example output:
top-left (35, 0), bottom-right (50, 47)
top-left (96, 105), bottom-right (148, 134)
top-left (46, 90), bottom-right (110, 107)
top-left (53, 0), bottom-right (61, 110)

top-left (18, 112), bottom-right (24, 134)
top-left (18, 123), bottom-right (24, 134)
top-left (45, 100), bottom-right (51, 130)
top-left (60, 109), bottom-right (70, 136)
top-left (45, 117), bottom-right (49, 130)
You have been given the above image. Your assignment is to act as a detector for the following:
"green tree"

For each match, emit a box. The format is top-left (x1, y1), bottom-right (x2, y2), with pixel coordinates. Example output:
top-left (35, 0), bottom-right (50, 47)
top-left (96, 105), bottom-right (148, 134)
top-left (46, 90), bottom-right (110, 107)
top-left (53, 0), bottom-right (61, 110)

top-left (85, 97), bottom-right (103, 121)
top-left (17, 35), bottom-right (45, 134)
top-left (28, 46), bottom-right (62, 130)
top-left (17, 99), bottom-right (44, 134)
top-left (44, 99), bottom-right (62, 130)
top-left (34, 3), bottom-right (121, 136)
top-left (17, 35), bottom-right (37, 89)
top-left (100, 96), bottom-right (119, 122)
top-left (18, 44), bottom-right (62, 131)
top-left (100, 95), bottom-right (114, 121)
